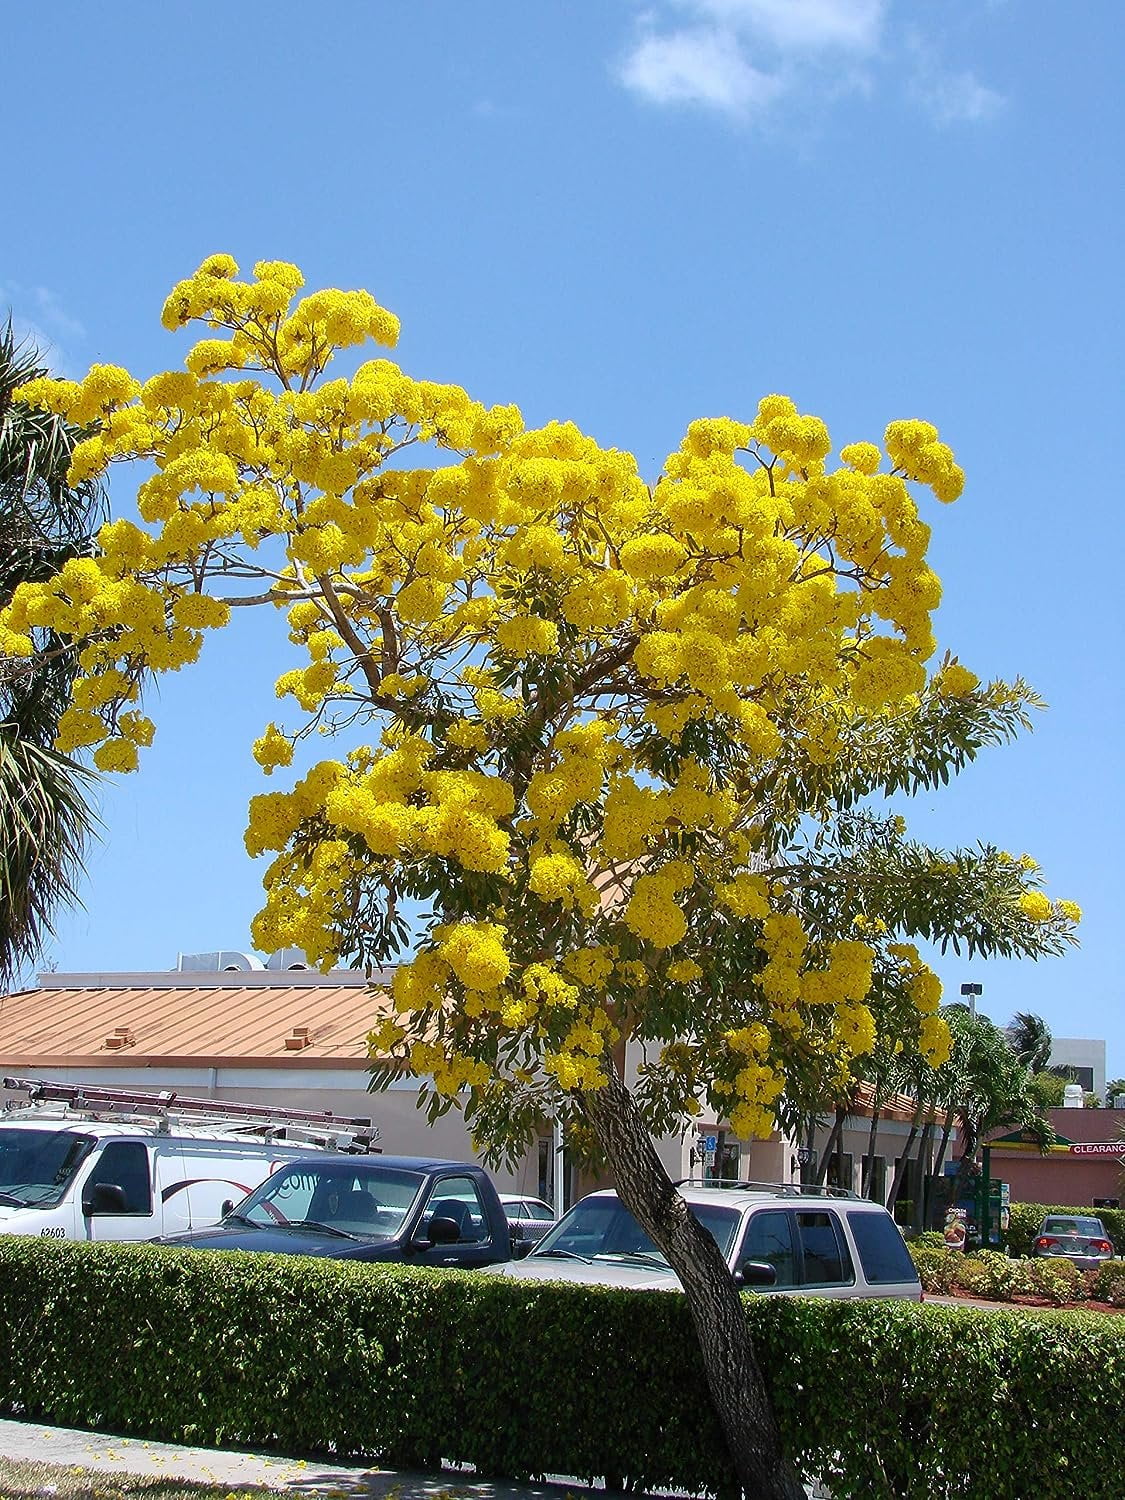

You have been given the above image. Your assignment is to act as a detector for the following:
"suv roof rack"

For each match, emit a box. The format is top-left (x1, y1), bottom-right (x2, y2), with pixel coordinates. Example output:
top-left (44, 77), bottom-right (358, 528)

top-left (673, 1178), bottom-right (862, 1200)
top-left (2, 1076), bottom-right (381, 1154)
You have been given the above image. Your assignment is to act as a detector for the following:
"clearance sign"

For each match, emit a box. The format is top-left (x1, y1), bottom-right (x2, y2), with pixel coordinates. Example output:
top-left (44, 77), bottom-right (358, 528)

top-left (990, 1129), bottom-right (1124, 1159)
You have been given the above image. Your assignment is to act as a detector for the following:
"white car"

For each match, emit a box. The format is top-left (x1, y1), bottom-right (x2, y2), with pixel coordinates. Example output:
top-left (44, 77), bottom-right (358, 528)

top-left (499, 1193), bottom-right (556, 1255)
top-left (484, 1182), bottom-right (922, 1300)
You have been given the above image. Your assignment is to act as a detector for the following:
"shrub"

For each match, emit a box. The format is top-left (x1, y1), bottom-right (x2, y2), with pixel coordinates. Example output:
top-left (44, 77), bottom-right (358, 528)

top-left (911, 1230), bottom-right (947, 1249)
top-left (908, 1243), bottom-right (962, 1293)
top-left (0, 1239), bottom-right (1121, 1500)
top-left (912, 1241), bottom-right (1089, 1306)
top-left (1010, 1257), bottom-right (1082, 1306)
top-left (954, 1249), bottom-right (1018, 1301)
top-left (1087, 1259), bottom-right (1125, 1306)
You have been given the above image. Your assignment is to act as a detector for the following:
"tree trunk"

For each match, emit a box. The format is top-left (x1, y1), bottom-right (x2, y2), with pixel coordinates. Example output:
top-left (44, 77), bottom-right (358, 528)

top-left (911, 1120), bottom-right (935, 1233)
top-left (887, 1098), bottom-right (926, 1209)
top-left (932, 1106), bottom-right (957, 1178)
top-left (862, 1106), bottom-right (882, 1199)
top-left (579, 1063), bottom-right (806, 1500)
top-left (814, 1106), bottom-right (846, 1186)
top-left (948, 1117), bottom-right (981, 1210)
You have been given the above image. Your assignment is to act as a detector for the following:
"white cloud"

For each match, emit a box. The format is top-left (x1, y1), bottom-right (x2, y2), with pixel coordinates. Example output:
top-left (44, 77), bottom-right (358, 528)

top-left (686, 0), bottom-right (885, 53)
top-left (618, 1), bottom-right (1004, 128)
top-left (914, 67), bottom-right (1006, 125)
top-left (0, 282), bottom-right (85, 377)
top-left (30, 285), bottom-right (85, 343)
top-left (621, 27), bottom-right (785, 115)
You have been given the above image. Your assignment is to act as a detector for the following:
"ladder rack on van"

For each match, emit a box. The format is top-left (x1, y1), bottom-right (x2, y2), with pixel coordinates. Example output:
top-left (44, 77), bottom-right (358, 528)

top-left (1, 1076), bottom-right (381, 1153)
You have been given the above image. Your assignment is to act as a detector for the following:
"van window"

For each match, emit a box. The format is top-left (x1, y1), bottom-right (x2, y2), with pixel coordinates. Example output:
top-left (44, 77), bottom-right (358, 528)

top-left (795, 1210), bottom-right (854, 1286)
top-left (86, 1142), bottom-right (153, 1215)
top-left (845, 1210), bottom-right (918, 1284)
top-left (0, 1128), bottom-right (95, 1207)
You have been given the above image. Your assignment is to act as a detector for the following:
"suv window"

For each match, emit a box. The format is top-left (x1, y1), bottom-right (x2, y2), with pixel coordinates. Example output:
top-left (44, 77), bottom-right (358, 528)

top-left (795, 1210), bottom-right (853, 1286)
top-left (86, 1142), bottom-right (152, 1215)
top-left (845, 1210), bottom-right (917, 1284)
top-left (738, 1209), bottom-right (797, 1287)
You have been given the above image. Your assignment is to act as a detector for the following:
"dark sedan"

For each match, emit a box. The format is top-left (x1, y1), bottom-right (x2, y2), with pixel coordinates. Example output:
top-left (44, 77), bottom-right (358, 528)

top-left (155, 1155), bottom-right (513, 1269)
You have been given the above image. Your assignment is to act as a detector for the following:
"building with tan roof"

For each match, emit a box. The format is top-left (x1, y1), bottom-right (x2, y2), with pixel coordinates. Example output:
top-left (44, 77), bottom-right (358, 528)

top-left (1, 948), bottom-right (941, 1214)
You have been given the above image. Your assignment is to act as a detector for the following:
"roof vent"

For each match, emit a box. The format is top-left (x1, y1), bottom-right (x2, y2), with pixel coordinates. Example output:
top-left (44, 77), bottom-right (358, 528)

top-left (176, 951), bottom-right (265, 973)
top-left (104, 1026), bottom-right (136, 1051)
top-left (283, 1026), bottom-right (313, 1051)
top-left (266, 948), bottom-right (311, 972)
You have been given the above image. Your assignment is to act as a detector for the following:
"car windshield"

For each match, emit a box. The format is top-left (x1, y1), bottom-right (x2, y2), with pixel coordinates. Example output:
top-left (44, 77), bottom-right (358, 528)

top-left (1043, 1216), bottom-right (1105, 1238)
top-left (232, 1162), bottom-right (426, 1238)
top-left (0, 1128), bottom-right (96, 1207)
top-left (532, 1194), bottom-right (740, 1270)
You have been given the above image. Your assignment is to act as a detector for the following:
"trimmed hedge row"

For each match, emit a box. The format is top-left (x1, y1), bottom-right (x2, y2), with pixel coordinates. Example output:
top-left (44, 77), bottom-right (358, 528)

top-left (1005, 1201), bottom-right (1125, 1257)
top-left (0, 1239), bottom-right (1122, 1500)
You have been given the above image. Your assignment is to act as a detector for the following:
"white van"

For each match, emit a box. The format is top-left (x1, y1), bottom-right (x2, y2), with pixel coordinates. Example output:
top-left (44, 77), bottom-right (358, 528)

top-left (0, 1076), bottom-right (381, 1244)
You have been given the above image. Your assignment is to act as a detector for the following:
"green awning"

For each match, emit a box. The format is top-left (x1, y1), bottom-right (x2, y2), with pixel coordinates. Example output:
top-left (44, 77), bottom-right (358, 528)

top-left (989, 1125), bottom-right (1073, 1152)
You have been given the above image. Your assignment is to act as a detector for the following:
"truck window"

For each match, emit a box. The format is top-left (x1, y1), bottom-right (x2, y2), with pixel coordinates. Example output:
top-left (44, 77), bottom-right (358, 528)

top-left (845, 1210), bottom-right (919, 1284)
top-left (425, 1175), bottom-right (491, 1243)
top-left (86, 1142), bottom-right (153, 1215)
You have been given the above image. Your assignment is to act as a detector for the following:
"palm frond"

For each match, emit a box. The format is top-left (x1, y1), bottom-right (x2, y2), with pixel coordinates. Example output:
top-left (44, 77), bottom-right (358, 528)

top-left (0, 315), bottom-right (106, 984)
top-left (0, 729), bottom-right (99, 988)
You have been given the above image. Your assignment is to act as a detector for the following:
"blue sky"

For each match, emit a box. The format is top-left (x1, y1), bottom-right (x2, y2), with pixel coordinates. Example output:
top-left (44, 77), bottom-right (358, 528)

top-left (4, 1), bottom-right (1122, 1080)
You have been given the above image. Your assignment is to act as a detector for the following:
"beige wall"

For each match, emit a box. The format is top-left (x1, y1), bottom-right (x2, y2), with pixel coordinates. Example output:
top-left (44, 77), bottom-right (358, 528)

top-left (1, 1064), bottom-right (934, 1208)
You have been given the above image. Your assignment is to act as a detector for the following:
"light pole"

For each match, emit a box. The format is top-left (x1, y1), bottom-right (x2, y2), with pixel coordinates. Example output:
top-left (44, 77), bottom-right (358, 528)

top-left (960, 981), bottom-right (982, 1018)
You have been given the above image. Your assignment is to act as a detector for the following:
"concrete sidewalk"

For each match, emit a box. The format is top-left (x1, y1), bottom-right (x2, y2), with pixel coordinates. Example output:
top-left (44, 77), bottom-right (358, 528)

top-left (0, 1417), bottom-right (597, 1497)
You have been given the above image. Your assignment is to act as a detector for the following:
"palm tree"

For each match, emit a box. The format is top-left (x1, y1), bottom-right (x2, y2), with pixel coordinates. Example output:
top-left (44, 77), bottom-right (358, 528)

top-left (1007, 1010), bottom-right (1053, 1074)
top-left (0, 320), bottom-right (105, 987)
top-left (941, 1005), bottom-right (1052, 1200)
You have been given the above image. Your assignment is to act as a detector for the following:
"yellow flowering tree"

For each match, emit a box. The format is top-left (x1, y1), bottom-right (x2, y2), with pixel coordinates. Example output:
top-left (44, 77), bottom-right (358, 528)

top-left (0, 255), bottom-right (1079, 1499)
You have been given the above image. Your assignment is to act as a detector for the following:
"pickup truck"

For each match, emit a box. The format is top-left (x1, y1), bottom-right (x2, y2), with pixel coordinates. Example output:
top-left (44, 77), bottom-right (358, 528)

top-left (156, 1153), bottom-right (514, 1268)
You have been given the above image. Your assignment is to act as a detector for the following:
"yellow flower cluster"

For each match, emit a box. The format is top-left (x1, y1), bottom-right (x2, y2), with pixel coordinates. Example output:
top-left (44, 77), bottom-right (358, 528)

top-left (439, 923), bottom-right (511, 991)
top-left (885, 942), bottom-right (951, 1064)
top-left (562, 946), bottom-right (616, 988)
top-left (528, 849), bottom-right (598, 914)
top-left (934, 661), bottom-right (980, 697)
top-left (1018, 891), bottom-right (1052, 922)
top-left (623, 860), bottom-right (694, 948)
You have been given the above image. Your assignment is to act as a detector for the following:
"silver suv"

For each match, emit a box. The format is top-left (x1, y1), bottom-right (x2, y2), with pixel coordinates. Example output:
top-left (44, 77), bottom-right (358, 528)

top-left (484, 1181), bottom-right (921, 1301)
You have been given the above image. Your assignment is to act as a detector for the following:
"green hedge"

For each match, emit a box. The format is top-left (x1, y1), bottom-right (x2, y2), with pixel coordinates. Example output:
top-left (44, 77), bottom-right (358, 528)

top-left (0, 1239), bottom-right (1122, 1500)
top-left (1006, 1201), bottom-right (1125, 1257)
